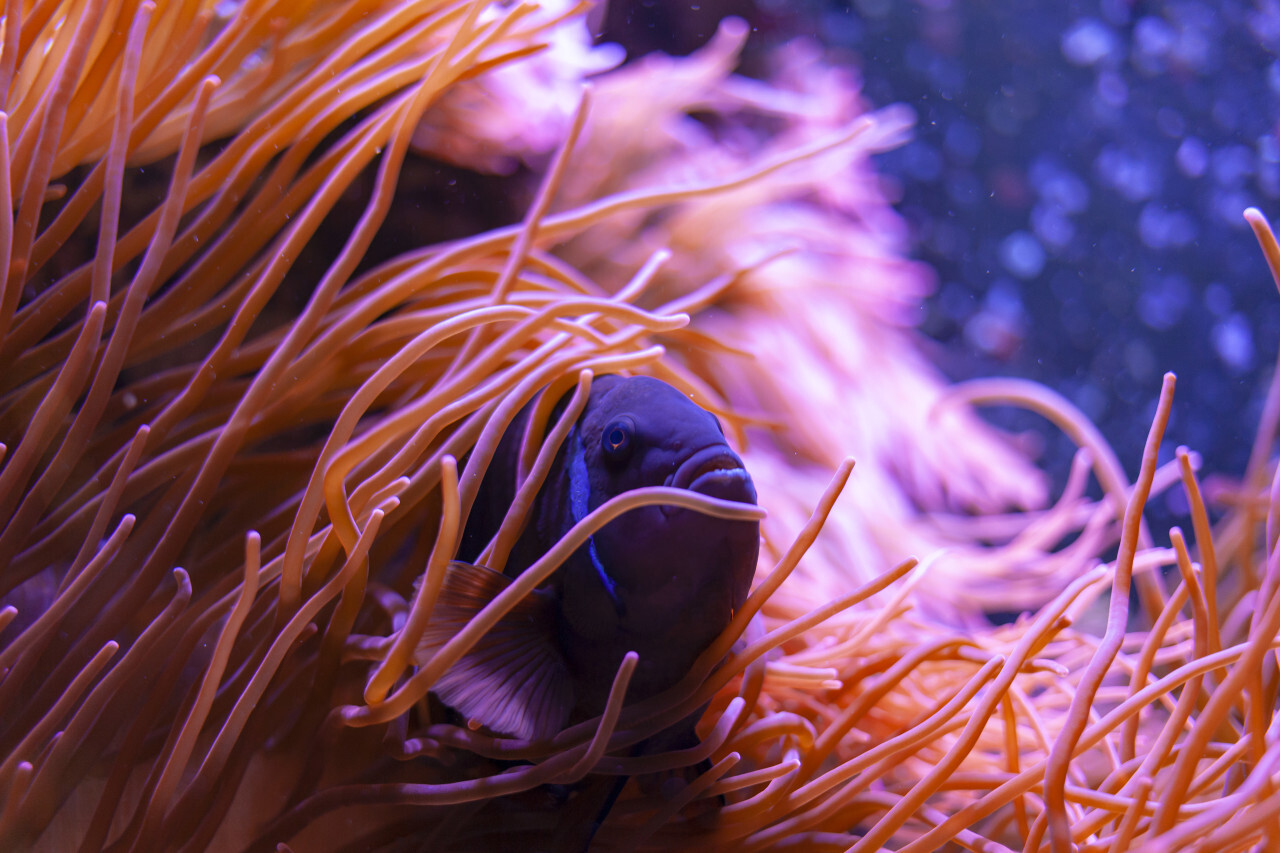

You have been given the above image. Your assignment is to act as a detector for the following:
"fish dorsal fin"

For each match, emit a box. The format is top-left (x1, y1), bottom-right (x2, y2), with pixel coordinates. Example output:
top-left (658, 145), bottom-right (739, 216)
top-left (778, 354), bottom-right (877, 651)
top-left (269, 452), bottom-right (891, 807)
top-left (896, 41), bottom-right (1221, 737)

top-left (415, 561), bottom-right (573, 742)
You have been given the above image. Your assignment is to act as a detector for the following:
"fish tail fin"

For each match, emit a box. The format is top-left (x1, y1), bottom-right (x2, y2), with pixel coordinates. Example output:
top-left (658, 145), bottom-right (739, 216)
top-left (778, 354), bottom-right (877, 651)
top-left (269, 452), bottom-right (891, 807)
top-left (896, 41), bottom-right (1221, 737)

top-left (415, 561), bottom-right (573, 742)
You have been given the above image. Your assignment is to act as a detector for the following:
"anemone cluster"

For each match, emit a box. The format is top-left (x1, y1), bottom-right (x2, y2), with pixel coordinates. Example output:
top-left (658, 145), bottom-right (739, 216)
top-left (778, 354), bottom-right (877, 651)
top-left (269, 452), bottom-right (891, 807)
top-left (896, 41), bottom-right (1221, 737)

top-left (4, 2), bottom-right (1280, 851)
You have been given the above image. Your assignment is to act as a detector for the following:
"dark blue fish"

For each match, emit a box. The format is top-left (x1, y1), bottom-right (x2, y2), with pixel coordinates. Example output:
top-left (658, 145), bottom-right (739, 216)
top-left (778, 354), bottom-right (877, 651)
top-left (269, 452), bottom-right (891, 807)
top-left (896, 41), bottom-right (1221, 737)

top-left (418, 375), bottom-right (760, 742)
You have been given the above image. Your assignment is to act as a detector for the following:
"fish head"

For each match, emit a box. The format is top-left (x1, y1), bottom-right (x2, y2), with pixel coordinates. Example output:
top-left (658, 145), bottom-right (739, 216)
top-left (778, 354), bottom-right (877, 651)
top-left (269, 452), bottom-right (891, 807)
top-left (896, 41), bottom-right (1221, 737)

top-left (557, 375), bottom-right (760, 679)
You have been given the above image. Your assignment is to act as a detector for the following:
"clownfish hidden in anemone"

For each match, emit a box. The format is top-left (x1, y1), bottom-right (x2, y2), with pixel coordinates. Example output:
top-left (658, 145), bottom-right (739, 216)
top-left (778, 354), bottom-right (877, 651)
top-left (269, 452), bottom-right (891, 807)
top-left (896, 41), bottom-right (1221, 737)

top-left (414, 375), bottom-right (761, 742)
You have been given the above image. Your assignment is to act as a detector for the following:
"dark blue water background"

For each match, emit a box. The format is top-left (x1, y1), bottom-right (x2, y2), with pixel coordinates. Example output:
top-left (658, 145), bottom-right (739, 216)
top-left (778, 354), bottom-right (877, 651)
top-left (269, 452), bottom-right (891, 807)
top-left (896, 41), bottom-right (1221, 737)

top-left (603, 0), bottom-right (1280, 533)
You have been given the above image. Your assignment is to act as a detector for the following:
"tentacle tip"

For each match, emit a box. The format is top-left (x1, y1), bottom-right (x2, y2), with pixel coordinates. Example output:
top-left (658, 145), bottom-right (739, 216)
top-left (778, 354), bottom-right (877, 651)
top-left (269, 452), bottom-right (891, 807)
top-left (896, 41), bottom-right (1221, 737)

top-left (717, 16), bottom-right (750, 39)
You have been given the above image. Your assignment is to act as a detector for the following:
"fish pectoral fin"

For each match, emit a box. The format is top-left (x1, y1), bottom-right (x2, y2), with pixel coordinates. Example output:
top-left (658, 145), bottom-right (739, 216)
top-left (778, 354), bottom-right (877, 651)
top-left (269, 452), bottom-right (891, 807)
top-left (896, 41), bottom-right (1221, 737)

top-left (416, 561), bottom-right (573, 742)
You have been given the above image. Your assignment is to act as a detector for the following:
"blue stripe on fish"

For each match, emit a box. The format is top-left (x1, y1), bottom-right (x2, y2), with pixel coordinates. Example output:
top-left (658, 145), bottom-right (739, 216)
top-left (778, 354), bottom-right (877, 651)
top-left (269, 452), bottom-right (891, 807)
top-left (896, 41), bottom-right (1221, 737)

top-left (569, 424), bottom-right (622, 612)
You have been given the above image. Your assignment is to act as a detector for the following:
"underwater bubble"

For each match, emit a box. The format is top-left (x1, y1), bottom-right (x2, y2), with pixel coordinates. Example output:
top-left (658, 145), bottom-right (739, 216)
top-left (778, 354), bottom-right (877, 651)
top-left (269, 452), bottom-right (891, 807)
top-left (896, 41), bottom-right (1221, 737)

top-left (1259, 135), bottom-right (1280, 164)
top-left (1136, 273), bottom-right (1191, 330)
top-left (1269, 59), bottom-right (1280, 94)
top-left (1176, 137), bottom-right (1209, 178)
top-left (1137, 203), bottom-right (1197, 249)
top-left (1123, 339), bottom-right (1157, 382)
top-left (1072, 379), bottom-right (1108, 421)
top-left (1260, 160), bottom-right (1280, 199)
top-left (986, 279), bottom-right (1025, 314)
top-left (1096, 69), bottom-right (1129, 107)
top-left (964, 280), bottom-right (1026, 359)
top-left (1061, 17), bottom-right (1120, 66)
top-left (1211, 312), bottom-right (1255, 374)
top-left (1211, 188), bottom-right (1252, 224)
top-left (1096, 145), bottom-right (1161, 201)
top-left (999, 231), bottom-right (1046, 279)
top-left (1031, 204), bottom-right (1075, 249)
top-left (1031, 162), bottom-right (1090, 213)
top-left (1212, 144), bottom-right (1255, 186)
top-left (1204, 282), bottom-right (1233, 316)
top-left (1168, 1), bottom-right (1218, 71)
top-left (1250, 3), bottom-right (1280, 42)
top-left (1133, 15), bottom-right (1176, 74)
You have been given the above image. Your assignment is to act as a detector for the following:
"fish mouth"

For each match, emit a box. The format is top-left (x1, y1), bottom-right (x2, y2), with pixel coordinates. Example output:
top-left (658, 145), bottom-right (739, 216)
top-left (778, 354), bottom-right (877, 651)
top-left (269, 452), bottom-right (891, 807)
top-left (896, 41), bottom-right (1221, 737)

top-left (662, 445), bottom-right (755, 515)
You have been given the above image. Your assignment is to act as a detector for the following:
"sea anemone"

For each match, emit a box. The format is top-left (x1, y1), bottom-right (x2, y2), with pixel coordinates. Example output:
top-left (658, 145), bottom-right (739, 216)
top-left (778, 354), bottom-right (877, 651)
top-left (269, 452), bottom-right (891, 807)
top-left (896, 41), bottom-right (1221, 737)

top-left (4, 1), bottom-right (1280, 851)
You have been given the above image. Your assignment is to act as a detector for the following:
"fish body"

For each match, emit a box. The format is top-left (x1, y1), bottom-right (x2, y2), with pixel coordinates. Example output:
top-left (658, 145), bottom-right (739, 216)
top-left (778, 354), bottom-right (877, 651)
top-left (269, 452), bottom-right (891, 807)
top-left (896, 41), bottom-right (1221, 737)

top-left (426, 375), bottom-right (759, 741)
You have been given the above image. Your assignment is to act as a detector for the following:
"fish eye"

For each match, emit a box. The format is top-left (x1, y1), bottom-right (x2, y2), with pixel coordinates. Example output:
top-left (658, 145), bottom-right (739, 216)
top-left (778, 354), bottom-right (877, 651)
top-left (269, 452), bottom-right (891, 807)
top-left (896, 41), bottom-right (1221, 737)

top-left (601, 419), bottom-right (634, 465)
